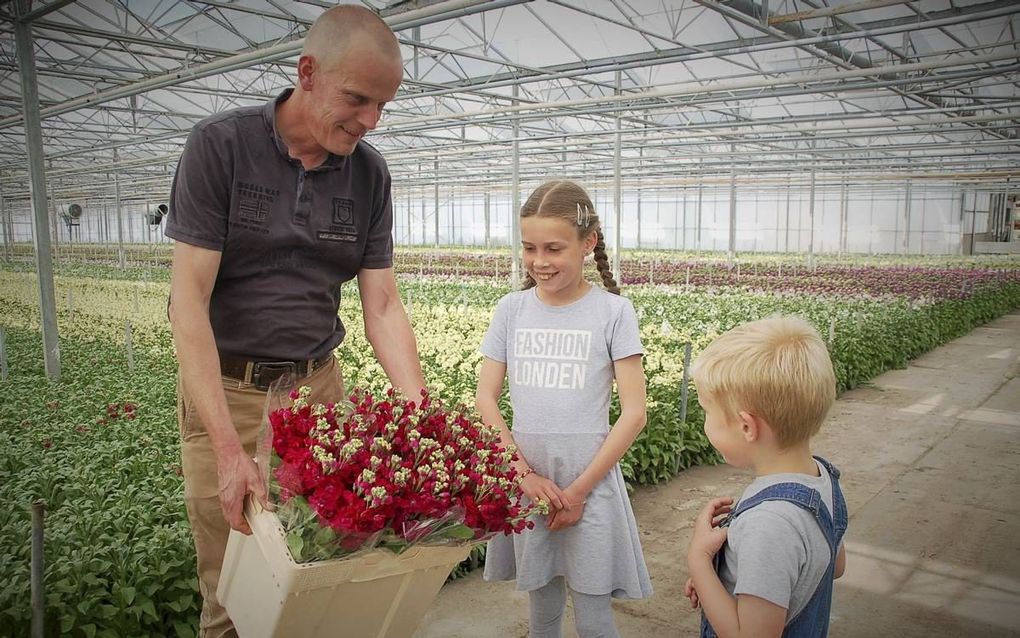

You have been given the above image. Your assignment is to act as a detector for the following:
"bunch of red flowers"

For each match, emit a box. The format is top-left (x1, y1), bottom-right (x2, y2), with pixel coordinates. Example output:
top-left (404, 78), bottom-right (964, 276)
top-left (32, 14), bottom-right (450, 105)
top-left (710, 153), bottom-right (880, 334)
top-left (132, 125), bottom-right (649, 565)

top-left (267, 386), bottom-right (541, 563)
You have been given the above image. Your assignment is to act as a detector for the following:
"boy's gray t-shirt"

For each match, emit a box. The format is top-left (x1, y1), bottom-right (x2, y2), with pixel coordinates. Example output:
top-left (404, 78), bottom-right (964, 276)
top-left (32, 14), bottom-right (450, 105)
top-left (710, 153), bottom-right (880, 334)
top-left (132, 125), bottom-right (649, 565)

top-left (720, 459), bottom-right (837, 622)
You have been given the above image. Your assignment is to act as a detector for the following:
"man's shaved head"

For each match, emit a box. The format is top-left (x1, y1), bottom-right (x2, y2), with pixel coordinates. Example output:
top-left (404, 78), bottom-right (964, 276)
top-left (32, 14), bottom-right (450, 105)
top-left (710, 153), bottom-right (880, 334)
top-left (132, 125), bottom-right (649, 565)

top-left (302, 5), bottom-right (402, 71)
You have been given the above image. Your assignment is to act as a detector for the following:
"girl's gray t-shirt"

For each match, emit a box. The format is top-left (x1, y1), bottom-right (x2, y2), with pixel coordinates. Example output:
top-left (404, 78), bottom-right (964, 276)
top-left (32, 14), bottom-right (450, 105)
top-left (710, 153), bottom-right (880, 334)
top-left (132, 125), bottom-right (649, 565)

top-left (481, 286), bottom-right (643, 436)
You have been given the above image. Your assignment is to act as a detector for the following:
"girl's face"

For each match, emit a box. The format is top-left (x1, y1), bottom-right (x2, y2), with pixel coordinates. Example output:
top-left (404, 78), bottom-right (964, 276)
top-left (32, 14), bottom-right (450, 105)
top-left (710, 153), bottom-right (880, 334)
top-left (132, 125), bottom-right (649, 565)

top-left (521, 216), bottom-right (597, 304)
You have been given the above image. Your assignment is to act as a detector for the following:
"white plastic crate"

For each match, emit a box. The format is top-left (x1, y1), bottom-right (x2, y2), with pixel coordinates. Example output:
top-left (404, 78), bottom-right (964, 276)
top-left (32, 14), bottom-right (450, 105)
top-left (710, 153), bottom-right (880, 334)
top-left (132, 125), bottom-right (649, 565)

top-left (217, 501), bottom-right (475, 638)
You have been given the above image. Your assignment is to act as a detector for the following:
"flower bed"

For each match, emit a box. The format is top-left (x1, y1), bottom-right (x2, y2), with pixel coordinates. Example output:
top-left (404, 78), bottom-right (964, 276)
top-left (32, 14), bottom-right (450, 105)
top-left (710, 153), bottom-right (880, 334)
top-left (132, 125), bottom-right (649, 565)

top-left (1, 256), bottom-right (1018, 633)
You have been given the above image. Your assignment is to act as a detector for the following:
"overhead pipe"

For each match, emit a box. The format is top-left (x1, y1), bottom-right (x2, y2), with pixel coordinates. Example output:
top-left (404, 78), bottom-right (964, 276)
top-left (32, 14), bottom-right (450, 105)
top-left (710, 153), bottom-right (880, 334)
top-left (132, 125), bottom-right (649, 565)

top-left (768, 0), bottom-right (916, 26)
top-left (699, 0), bottom-right (1018, 140)
top-left (8, 170), bottom-right (1016, 210)
top-left (6, 164), bottom-right (1017, 207)
top-left (377, 65), bottom-right (1020, 139)
top-left (379, 56), bottom-right (1020, 132)
top-left (375, 116), bottom-right (1020, 166)
top-left (4, 0), bottom-right (1013, 136)
top-left (22, 59), bottom-right (1003, 158)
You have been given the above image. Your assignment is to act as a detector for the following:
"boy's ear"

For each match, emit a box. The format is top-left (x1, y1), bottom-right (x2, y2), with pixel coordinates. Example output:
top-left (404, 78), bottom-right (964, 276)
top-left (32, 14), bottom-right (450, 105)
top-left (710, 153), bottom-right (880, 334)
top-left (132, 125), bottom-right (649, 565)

top-left (738, 410), bottom-right (765, 442)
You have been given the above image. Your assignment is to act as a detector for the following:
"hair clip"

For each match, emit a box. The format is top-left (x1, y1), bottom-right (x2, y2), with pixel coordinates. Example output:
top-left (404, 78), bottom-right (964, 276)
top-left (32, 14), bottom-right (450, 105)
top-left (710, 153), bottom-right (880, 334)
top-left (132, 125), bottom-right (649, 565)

top-left (576, 203), bottom-right (592, 227)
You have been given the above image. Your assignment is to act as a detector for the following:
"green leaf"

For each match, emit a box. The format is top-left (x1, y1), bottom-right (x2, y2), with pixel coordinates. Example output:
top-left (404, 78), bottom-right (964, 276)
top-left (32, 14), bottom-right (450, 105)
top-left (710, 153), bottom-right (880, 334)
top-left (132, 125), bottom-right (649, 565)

top-left (312, 525), bottom-right (337, 546)
top-left (120, 585), bottom-right (136, 606)
top-left (174, 620), bottom-right (197, 638)
top-left (139, 600), bottom-right (158, 620)
top-left (286, 531), bottom-right (305, 562)
top-left (439, 523), bottom-right (476, 540)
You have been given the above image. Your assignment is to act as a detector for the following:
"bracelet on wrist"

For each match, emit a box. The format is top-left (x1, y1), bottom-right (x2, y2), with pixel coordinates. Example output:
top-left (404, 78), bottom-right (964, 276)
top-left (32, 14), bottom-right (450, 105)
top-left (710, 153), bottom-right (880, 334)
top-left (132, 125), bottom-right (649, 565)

top-left (516, 468), bottom-right (535, 483)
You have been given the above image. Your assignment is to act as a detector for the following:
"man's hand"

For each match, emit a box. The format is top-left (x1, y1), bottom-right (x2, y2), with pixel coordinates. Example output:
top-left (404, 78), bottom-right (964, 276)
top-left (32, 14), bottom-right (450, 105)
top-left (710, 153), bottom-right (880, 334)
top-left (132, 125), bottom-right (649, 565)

top-left (687, 497), bottom-right (734, 563)
top-left (216, 446), bottom-right (270, 535)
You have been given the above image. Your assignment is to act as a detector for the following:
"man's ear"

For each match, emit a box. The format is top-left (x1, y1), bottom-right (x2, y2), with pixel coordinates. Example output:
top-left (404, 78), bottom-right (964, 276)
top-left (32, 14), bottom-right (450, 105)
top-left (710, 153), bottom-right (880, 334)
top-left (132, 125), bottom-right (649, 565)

top-left (297, 55), bottom-right (316, 91)
top-left (738, 410), bottom-right (765, 443)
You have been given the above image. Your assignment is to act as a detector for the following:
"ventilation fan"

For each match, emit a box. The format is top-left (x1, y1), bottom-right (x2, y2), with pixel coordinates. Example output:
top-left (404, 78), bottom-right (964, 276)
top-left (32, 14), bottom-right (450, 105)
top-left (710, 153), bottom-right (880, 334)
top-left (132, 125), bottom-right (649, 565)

top-left (146, 203), bottom-right (169, 225)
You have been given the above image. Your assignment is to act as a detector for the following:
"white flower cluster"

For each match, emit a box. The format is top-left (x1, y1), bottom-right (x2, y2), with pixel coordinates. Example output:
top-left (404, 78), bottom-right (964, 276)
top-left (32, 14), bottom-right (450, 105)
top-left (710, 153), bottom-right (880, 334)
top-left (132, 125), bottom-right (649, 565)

top-left (350, 414), bottom-right (368, 434)
top-left (432, 465), bottom-right (451, 494)
top-left (311, 444), bottom-right (336, 473)
top-left (368, 486), bottom-right (388, 506)
top-left (291, 385), bottom-right (313, 410)
top-left (393, 468), bottom-right (411, 486)
top-left (339, 438), bottom-right (364, 460)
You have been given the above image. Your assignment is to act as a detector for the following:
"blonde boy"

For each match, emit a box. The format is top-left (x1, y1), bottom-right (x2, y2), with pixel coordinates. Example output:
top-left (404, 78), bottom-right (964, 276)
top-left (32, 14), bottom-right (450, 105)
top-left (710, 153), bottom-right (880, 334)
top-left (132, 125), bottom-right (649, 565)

top-left (685, 315), bottom-right (848, 638)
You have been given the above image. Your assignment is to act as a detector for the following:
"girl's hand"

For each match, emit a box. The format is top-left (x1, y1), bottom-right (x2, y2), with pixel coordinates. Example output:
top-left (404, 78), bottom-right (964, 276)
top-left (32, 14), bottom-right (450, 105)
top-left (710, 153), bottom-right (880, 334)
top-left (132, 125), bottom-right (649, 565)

top-left (683, 577), bottom-right (700, 609)
top-left (546, 490), bottom-right (586, 531)
top-left (520, 472), bottom-right (567, 511)
top-left (687, 497), bottom-right (734, 563)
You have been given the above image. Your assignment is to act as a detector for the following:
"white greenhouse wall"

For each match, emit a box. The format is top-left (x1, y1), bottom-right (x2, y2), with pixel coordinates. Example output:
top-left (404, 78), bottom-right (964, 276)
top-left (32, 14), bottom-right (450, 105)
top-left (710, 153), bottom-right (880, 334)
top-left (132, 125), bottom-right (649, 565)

top-left (0, 183), bottom-right (1007, 257)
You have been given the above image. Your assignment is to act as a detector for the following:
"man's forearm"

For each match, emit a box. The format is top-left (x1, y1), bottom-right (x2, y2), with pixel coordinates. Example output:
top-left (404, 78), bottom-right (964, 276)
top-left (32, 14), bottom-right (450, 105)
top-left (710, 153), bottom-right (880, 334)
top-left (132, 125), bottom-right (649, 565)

top-left (366, 309), bottom-right (425, 398)
top-left (171, 305), bottom-right (240, 455)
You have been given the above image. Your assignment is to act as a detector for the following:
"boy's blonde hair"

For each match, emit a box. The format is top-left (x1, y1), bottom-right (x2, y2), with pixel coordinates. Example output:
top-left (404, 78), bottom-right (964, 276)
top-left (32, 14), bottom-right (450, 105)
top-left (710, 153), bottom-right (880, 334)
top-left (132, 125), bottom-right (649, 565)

top-left (691, 315), bottom-right (836, 448)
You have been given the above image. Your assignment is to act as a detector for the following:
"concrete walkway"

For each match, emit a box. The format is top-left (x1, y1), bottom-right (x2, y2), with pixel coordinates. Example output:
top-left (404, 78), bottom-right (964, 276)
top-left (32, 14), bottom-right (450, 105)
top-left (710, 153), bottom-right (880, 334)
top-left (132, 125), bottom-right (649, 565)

top-left (417, 310), bottom-right (1020, 638)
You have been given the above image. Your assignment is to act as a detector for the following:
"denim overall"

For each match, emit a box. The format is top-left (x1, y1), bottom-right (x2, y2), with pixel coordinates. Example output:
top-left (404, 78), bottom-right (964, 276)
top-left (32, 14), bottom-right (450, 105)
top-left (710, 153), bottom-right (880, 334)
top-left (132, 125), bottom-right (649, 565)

top-left (701, 457), bottom-right (848, 638)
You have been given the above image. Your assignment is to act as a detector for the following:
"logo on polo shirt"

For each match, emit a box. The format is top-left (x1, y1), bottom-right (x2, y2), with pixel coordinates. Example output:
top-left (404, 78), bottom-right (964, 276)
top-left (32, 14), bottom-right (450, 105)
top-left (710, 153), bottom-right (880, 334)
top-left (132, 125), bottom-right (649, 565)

top-left (332, 198), bottom-right (355, 226)
top-left (319, 197), bottom-right (358, 243)
top-left (233, 181), bottom-right (279, 234)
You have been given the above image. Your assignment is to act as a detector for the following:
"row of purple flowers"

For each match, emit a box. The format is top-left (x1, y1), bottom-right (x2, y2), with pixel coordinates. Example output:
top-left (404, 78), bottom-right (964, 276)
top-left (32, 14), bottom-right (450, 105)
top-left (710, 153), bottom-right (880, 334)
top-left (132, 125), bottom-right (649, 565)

top-left (394, 252), bottom-right (1020, 302)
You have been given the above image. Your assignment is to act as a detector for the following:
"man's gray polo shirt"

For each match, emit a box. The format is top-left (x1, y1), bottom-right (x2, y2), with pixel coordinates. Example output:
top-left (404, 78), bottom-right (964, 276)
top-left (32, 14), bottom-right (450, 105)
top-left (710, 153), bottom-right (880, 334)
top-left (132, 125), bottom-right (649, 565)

top-left (166, 88), bottom-right (394, 361)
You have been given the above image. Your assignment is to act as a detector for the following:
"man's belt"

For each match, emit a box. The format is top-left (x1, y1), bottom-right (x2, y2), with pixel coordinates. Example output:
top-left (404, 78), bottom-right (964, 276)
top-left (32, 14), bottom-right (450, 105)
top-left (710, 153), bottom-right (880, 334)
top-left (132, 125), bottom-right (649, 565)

top-left (219, 354), bottom-right (332, 391)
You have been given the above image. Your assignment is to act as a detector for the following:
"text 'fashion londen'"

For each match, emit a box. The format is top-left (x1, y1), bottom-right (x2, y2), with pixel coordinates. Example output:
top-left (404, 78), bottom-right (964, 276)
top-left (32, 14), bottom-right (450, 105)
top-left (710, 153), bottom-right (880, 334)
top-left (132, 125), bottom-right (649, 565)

top-left (512, 329), bottom-right (592, 390)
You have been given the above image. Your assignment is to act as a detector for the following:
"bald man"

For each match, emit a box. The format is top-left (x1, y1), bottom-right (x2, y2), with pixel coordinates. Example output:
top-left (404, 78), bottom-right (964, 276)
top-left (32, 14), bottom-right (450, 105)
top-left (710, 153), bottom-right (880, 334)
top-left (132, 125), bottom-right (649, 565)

top-left (165, 6), bottom-right (424, 635)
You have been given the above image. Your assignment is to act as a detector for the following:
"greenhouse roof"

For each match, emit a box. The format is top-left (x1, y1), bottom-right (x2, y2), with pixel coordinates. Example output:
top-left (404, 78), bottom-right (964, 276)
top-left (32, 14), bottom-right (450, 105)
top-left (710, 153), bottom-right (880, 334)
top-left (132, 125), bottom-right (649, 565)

top-left (1, 0), bottom-right (1018, 203)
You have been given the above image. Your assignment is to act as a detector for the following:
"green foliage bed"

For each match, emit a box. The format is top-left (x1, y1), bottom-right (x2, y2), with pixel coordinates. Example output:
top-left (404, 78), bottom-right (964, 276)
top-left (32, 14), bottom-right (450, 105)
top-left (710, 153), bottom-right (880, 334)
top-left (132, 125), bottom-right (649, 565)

top-left (1, 255), bottom-right (1018, 635)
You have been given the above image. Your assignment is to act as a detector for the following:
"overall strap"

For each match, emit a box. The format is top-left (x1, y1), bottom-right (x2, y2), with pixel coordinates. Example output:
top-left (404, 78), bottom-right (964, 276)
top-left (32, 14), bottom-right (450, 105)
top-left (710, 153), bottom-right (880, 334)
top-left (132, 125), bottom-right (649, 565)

top-left (812, 455), bottom-right (841, 480)
top-left (813, 455), bottom-right (849, 540)
top-left (730, 482), bottom-right (838, 557)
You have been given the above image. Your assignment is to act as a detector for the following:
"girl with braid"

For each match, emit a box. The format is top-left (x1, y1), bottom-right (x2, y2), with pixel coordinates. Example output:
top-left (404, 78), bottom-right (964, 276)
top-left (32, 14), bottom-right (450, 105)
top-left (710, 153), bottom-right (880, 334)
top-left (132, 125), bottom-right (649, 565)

top-left (476, 180), bottom-right (652, 637)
